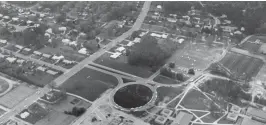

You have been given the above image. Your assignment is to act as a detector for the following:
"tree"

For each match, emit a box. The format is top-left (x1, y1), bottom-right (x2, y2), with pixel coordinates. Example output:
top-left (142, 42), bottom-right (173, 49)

top-left (169, 62), bottom-right (175, 68)
top-left (83, 39), bottom-right (99, 52)
top-left (176, 73), bottom-right (184, 81)
top-left (55, 13), bottom-right (66, 24)
top-left (188, 68), bottom-right (195, 75)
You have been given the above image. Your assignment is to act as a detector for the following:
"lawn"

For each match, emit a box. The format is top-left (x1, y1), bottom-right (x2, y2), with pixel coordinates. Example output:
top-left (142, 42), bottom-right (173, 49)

top-left (201, 113), bottom-right (222, 123)
top-left (0, 108), bottom-right (6, 116)
top-left (0, 85), bottom-right (36, 108)
top-left (181, 89), bottom-right (211, 110)
top-left (239, 41), bottom-right (261, 54)
top-left (167, 95), bottom-right (182, 109)
top-left (155, 86), bottom-right (184, 105)
top-left (100, 39), bottom-right (112, 45)
top-left (61, 67), bottom-right (118, 101)
top-left (94, 52), bottom-right (154, 78)
top-left (217, 114), bottom-right (235, 124)
top-left (219, 51), bottom-right (264, 81)
top-left (191, 111), bottom-right (208, 118)
top-left (141, 23), bottom-right (168, 32)
top-left (153, 75), bottom-right (181, 85)
top-left (0, 78), bottom-right (9, 94)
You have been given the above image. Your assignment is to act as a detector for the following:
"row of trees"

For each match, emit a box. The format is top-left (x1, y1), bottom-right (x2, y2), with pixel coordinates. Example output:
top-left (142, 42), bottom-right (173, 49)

top-left (64, 107), bottom-right (86, 117)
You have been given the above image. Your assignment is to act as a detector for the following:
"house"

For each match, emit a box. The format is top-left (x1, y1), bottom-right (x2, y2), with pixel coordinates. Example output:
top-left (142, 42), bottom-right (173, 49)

top-left (33, 51), bottom-right (42, 56)
top-left (150, 33), bottom-right (162, 38)
top-left (0, 39), bottom-right (7, 46)
top-left (3, 16), bottom-right (10, 20)
top-left (246, 107), bottom-right (266, 120)
top-left (172, 111), bottom-right (193, 125)
top-left (21, 48), bottom-right (32, 55)
top-left (234, 31), bottom-right (242, 35)
top-left (115, 46), bottom-right (125, 53)
top-left (160, 109), bottom-right (173, 117)
top-left (167, 18), bottom-right (177, 23)
top-left (46, 70), bottom-right (58, 76)
top-left (62, 59), bottom-right (75, 65)
top-left (42, 53), bottom-right (52, 59)
top-left (52, 55), bottom-right (64, 61)
top-left (154, 116), bottom-right (167, 125)
top-left (230, 105), bottom-right (241, 113)
top-left (110, 52), bottom-right (122, 59)
top-left (220, 26), bottom-right (238, 32)
top-left (151, 15), bottom-right (160, 20)
top-left (45, 28), bottom-right (52, 34)
top-left (15, 45), bottom-right (24, 50)
top-left (20, 111), bottom-right (30, 119)
top-left (224, 20), bottom-right (231, 24)
top-left (162, 34), bottom-right (168, 39)
top-left (126, 41), bottom-right (134, 47)
top-left (69, 41), bottom-right (78, 47)
top-left (58, 27), bottom-right (67, 31)
top-left (62, 39), bottom-right (71, 45)
top-left (156, 5), bottom-right (162, 9)
top-left (36, 66), bottom-right (46, 72)
top-left (0, 14), bottom-right (3, 18)
top-left (220, 14), bottom-right (227, 18)
top-left (133, 37), bottom-right (141, 43)
top-left (16, 59), bottom-right (25, 65)
top-left (11, 17), bottom-right (19, 22)
top-left (6, 57), bottom-right (16, 63)
top-left (226, 113), bottom-right (238, 122)
top-left (177, 38), bottom-right (185, 44)
top-left (26, 20), bottom-right (34, 25)
top-left (78, 48), bottom-right (88, 55)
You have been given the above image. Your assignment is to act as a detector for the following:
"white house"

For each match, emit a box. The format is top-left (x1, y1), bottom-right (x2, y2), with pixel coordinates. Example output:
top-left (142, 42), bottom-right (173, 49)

top-left (58, 27), bottom-right (67, 31)
top-left (33, 51), bottom-right (42, 56)
top-left (52, 55), bottom-right (64, 60)
top-left (62, 59), bottom-right (75, 64)
top-left (44, 33), bottom-right (51, 38)
top-left (62, 39), bottom-right (71, 45)
top-left (20, 111), bottom-right (30, 119)
top-left (15, 45), bottom-right (24, 50)
top-left (69, 41), bottom-right (78, 47)
top-left (46, 70), bottom-right (58, 76)
top-left (156, 5), bottom-right (162, 9)
top-left (226, 113), bottom-right (238, 122)
top-left (16, 59), bottom-right (25, 64)
top-left (23, 48), bottom-right (31, 52)
top-left (6, 57), bottom-right (17, 63)
top-left (0, 14), bottom-right (3, 18)
top-left (167, 18), bottom-right (177, 23)
top-left (26, 20), bottom-right (34, 25)
top-left (42, 53), bottom-right (52, 58)
top-left (126, 41), bottom-right (134, 47)
top-left (110, 52), bottom-right (122, 59)
top-left (36, 66), bottom-right (46, 72)
top-left (133, 38), bottom-right (141, 43)
top-left (3, 16), bottom-right (10, 20)
top-left (78, 48), bottom-right (88, 55)
top-left (162, 34), bottom-right (168, 39)
top-left (12, 17), bottom-right (19, 22)
top-left (154, 116), bottom-right (167, 125)
top-left (0, 39), bottom-right (7, 44)
top-left (115, 46), bottom-right (125, 53)
top-left (178, 38), bottom-right (185, 44)
top-left (150, 33), bottom-right (162, 38)
top-left (45, 28), bottom-right (53, 34)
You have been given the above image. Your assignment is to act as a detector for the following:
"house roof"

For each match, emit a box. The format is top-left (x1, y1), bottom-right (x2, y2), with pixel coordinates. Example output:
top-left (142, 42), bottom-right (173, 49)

top-left (110, 52), bottom-right (121, 59)
top-left (78, 48), bottom-right (87, 54)
top-left (116, 46), bottom-right (125, 52)
top-left (36, 66), bottom-right (46, 72)
top-left (46, 70), bottom-right (58, 75)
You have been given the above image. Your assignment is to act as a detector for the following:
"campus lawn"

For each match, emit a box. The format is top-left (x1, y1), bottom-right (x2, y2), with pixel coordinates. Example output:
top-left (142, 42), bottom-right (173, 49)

top-left (156, 86), bottom-right (184, 105)
top-left (180, 89), bottom-right (211, 110)
top-left (0, 78), bottom-right (9, 93)
top-left (61, 67), bottom-right (118, 101)
top-left (94, 52), bottom-right (154, 78)
top-left (153, 75), bottom-right (181, 85)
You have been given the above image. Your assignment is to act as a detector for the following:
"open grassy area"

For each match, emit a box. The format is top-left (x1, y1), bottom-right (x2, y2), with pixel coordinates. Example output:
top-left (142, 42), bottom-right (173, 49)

top-left (0, 84), bottom-right (36, 108)
top-left (201, 113), bottom-right (222, 123)
top-left (61, 67), bottom-right (118, 101)
top-left (94, 52), bottom-right (154, 78)
top-left (153, 75), bottom-right (181, 85)
top-left (181, 89), bottom-right (211, 110)
top-left (239, 41), bottom-right (261, 54)
top-left (0, 78), bottom-right (9, 93)
top-left (0, 108), bottom-right (6, 117)
top-left (156, 86), bottom-right (184, 105)
top-left (219, 51), bottom-right (264, 81)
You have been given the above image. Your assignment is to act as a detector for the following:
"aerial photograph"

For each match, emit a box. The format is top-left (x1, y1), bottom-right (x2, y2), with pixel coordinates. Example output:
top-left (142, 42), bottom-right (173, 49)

top-left (0, 1), bottom-right (266, 125)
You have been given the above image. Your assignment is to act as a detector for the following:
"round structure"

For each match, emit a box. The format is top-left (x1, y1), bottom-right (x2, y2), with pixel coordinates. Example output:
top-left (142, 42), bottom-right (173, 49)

top-left (0, 78), bottom-right (12, 96)
top-left (111, 82), bottom-right (157, 112)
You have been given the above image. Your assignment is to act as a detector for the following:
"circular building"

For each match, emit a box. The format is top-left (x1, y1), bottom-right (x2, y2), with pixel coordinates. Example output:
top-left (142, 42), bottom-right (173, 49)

top-left (111, 82), bottom-right (157, 112)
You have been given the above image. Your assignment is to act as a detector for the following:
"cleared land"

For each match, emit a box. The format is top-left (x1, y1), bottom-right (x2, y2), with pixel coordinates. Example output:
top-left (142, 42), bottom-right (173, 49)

top-left (219, 51), bottom-right (264, 80)
top-left (180, 89), bottom-right (211, 110)
top-left (94, 52), bottom-right (154, 78)
top-left (61, 67), bottom-right (118, 101)
top-left (0, 85), bottom-right (36, 108)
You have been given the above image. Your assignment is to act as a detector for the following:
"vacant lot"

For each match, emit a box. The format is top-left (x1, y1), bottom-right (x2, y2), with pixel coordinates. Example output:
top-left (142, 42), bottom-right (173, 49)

top-left (219, 51), bottom-right (264, 81)
top-left (0, 85), bottom-right (36, 108)
top-left (61, 67), bottom-right (118, 101)
top-left (94, 52), bottom-right (154, 78)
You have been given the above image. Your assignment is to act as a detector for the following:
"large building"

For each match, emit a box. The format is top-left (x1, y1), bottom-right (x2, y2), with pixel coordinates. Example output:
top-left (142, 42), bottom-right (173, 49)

top-left (172, 111), bottom-right (193, 125)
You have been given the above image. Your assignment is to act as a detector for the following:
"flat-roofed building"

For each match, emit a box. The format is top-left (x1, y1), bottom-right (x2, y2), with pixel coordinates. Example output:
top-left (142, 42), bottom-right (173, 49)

top-left (110, 52), bottom-right (122, 59)
top-left (46, 70), bottom-right (58, 76)
top-left (172, 111), bottom-right (193, 125)
top-left (14, 45), bottom-right (24, 50)
top-left (246, 107), bottom-right (266, 120)
top-left (115, 46), bottom-right (125, 53)
top-left (160, 109), bottom-right (173, 117)
top-left (230, 105), bottom-right (241, 113)
top-left (6, 57), bottom-right (16, 63)
top-left (226, 112), bottom-right (238, 122)
top-left (155, 116), bottom-right (167, 125)
top-left (33, 51), bottom-right (42, 56)
top-left (36, 66), bottom-right (46, 72)
top-left (42, 53), bottom-right (52, 59)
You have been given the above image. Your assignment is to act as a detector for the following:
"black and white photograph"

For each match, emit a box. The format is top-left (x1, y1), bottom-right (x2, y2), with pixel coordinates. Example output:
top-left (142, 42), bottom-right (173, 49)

top-left (0, 1), bottom-right (265, 125)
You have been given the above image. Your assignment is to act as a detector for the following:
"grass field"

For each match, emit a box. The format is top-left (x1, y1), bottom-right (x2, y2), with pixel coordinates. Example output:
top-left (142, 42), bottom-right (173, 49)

top-left (0, 84), bottom-right (36, 108)
top-left (239, 41), bottom-right (261, 54)
top-left (0, 108), bottom-right (6, 117)
top-left (153, 75), bottom-right (181, 84)
top-left (219, 51), bottom-right (264, 80)
top-left (181, 89), bottom-right (211, 110)
top-left (61, 67), bottom-right (118, 101)
top-left (94, 52), bottom-right (154, 78)
top-left (156, 86), bottom-right (184, 105)
top-left (0, 78), bottom-right (9, 94)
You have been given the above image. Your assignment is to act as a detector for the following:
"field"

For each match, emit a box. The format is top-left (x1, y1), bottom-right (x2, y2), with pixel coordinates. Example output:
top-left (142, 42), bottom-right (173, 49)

top-left (239, 41), bottom-right (261, 54)
top-left (36, 95), bottom-right (91, 125)
top-left (256, 65), bottom-right (266, 82)
top-left (0, 78), bottom-right (10, 94)
top-left (141, 23), bottom-right (168, 33)
top-left (0, 84), bottom-right (36, 108)
top-left (61, 67), bottom-right (118, 101)
top-left (180, 89), bottom-right (211, 110)
top-left (94, 52), bottom-right (154, 78)
top-left (0, 108), bottom-right (6, 117)
top-left (155, 86), bottom-right (184, 105)
top-left (153, 75), bottom-right (181, 84)
top-left (169, 43), bottom-right (223, 73)
top-left (219, 51), bottom-right (264, 80)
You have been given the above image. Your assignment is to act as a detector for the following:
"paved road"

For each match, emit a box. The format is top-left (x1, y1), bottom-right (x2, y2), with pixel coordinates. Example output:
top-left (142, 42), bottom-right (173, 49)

top-left (0, 1), bottom-right (151, 124)
top-left (1, 47), bottom-right (67, 72)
